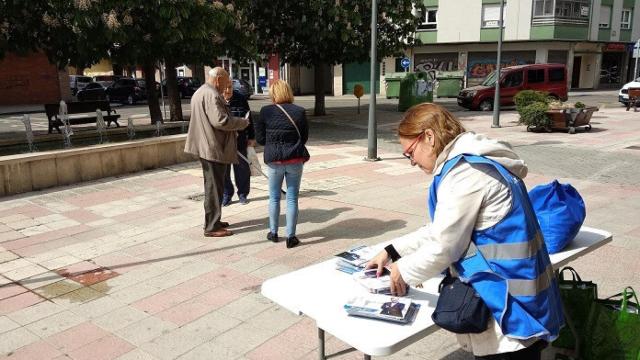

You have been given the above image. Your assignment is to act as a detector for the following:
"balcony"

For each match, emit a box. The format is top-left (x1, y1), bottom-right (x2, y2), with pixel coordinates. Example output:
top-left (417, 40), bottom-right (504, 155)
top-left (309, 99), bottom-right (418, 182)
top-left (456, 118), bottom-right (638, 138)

top-left (532, 0), bottom-right (591, 26)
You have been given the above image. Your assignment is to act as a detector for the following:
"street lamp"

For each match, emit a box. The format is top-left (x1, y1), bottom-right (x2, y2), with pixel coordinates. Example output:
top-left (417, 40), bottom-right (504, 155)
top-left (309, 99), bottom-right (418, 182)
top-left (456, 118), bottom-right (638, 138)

top-left (366, 0), bottom-right (380, 161)
top-left (492, 0), bottom-right (505, 128)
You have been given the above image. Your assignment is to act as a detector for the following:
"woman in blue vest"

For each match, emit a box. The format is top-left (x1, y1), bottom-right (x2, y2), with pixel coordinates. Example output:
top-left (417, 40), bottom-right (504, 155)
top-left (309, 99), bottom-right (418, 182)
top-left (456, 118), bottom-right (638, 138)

top-left (366, 103), bottom-right (563, 359)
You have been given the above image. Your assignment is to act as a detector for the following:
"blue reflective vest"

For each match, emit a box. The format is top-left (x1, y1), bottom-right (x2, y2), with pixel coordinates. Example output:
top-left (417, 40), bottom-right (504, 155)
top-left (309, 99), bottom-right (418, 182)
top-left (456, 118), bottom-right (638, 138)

top-left (429, 154), bottom-right (564, 341)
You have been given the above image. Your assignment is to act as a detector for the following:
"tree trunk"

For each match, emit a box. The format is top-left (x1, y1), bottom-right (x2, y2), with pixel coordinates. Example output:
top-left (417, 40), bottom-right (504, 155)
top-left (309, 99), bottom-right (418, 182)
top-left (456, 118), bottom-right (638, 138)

top-left (313, 63), bottom-right (326, 116)
top-left (143, 62), bottom-right (162, 124)
top-left (165, 60), bottom-right (183, 122)
top-left (191, 63), bottom-right (205, 85)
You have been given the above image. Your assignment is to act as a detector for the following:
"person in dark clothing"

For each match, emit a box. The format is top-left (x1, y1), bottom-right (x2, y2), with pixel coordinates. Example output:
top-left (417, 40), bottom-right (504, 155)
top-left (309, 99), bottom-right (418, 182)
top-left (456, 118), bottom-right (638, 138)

top-left (254, 79), bottom-right (310, 249)
top-left (222, 86), bottom-right (256, 206)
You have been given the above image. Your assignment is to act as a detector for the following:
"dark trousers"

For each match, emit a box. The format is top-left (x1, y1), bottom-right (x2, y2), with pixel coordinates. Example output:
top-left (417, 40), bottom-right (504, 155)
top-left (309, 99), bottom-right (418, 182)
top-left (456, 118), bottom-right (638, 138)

top-left (200, 158), bottom-right (228, 232)
top-left (475, 341), bottom-right (547, 360)
top-left (223, 135), bottom-right (250, 198)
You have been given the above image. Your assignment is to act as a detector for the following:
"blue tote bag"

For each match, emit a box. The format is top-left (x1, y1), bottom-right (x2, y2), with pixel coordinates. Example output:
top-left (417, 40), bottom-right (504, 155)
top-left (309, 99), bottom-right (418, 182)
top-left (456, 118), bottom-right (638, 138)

top-left (528, 180), bottom-right (586, 254)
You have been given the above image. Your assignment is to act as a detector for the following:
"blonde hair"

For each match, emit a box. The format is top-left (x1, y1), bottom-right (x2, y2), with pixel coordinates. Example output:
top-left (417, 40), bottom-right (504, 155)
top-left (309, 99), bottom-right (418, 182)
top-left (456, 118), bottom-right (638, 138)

top-left (397, 103), bottom-right (466, 155)
top-left (269, 79), bottom-right (294, 104)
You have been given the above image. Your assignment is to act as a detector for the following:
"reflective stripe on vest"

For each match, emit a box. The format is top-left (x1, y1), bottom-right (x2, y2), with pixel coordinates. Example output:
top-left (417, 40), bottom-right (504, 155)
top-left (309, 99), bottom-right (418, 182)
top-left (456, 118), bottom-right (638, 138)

top-left (429, 154), bottom-right (564, 341)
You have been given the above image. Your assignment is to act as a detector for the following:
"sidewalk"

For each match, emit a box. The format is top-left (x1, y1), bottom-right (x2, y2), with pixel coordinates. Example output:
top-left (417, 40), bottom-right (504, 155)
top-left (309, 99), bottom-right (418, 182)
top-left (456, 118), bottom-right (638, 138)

top-left (1, 108), bottom-right (639, 359)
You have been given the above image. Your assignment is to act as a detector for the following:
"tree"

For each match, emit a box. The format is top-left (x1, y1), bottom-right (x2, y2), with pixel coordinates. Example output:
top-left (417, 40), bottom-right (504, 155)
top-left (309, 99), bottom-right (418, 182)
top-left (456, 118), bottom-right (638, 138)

top-left (246, 0), bottom-right (424, 115)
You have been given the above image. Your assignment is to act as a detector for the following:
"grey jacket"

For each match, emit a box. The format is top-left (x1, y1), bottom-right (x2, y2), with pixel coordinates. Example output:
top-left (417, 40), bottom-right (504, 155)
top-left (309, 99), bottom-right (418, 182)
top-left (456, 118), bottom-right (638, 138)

top-left (184, 83), bottom-right (249, 163)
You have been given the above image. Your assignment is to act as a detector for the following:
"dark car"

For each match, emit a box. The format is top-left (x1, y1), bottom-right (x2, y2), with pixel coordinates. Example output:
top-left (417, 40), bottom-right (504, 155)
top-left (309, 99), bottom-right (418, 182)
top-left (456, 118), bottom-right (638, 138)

top-left (69, 75), bottom-right (93, 96)
top-left (233, 79), bottom-right (253, 99)
top-left (162, 77), bottom-right (201, 98)
top-left (93, 75), bottom-right (122, 88)
top-left (76, 82), bottom-right (107, 102)
top-left (105, 78), bottom-right (147, 105)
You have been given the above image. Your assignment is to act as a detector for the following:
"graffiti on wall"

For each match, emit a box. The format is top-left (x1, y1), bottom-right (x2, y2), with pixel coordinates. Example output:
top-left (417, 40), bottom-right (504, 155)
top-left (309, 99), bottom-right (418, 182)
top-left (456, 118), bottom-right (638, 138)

top-left (466, 51), bottom-right (536, 86)
top-left (414, 53), bottom-right (458, 80)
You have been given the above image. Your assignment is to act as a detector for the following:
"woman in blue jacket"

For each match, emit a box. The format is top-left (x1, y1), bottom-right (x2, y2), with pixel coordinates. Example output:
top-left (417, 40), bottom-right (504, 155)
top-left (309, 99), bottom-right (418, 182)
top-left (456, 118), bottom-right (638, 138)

top-left (367, 103), bottom-right (563, 359)
top-left (254, 80), bottom-right (309, 249)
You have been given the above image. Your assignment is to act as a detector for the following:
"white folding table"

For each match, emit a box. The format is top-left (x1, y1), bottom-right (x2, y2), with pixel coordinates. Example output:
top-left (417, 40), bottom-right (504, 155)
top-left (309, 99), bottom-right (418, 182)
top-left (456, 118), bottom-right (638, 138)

top-left (261, 226), bottom-right (612, 359)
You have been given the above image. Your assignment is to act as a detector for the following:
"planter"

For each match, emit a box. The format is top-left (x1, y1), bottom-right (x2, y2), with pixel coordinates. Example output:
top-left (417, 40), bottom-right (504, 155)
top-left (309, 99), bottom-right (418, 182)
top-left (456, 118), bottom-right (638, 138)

top-left (527, 107), bottom-right (598, 134)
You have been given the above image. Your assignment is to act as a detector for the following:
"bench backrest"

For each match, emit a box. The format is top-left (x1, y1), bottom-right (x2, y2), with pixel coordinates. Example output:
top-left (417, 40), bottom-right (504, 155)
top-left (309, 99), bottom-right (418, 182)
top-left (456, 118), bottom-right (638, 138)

top-left (44, 101), bottom-right (113, 119)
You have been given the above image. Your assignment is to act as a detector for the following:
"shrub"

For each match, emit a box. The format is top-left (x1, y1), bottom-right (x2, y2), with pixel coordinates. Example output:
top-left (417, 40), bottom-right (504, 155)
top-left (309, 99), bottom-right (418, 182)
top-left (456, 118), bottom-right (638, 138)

top-left (514, 90), bottom-right (549, 113)
top-left (518, 101), bottom-right (551, 129)
top-left (574, 101), bottom-right (586, 109)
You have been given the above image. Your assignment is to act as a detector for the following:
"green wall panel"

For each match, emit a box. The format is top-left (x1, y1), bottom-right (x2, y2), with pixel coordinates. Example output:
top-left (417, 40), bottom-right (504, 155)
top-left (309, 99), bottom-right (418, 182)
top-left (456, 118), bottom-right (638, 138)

top-left (424, 0), bottom-right (438, 7)
top-left (417, 31), bottom-right (437, 43)
top-left (599, 29), bottom-right (611, 41)
top-left (621, 29), bottom-right (632, 42)
top-left (624, 0), bottom-right (634, 8)
top-left (530, 25), bottom-right (555, 39)
top-left (343, 62), bottom-right (380, 95)
top-left (480, 28), bottom-right (501, 41)
top-left (601, 0), bottom-right (613, 5)
top-left (482, 0), bottom-right (503, 3)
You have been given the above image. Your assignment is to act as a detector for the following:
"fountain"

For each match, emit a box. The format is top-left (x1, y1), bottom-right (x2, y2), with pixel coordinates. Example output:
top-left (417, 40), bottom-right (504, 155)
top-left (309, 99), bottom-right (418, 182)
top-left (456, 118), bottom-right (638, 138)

top-left (96, 110), bottom-right (107, 144)
top-left (21, 114), bottom-right (37, 152)
top-left (127, 116), bottom-right (136, 140)
top-left (59, 100), bottom-right (73, 148)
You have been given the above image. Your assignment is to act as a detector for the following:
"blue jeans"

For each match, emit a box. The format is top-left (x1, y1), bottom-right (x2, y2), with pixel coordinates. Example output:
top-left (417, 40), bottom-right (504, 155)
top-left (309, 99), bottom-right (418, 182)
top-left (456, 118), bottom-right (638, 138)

top-left (266, 162), bottom-right (304, 238)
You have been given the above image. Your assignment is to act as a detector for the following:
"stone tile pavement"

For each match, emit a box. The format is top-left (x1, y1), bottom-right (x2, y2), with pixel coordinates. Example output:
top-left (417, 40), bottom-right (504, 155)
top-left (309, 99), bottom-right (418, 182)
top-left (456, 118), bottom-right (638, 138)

top-left (1, 107), bottom-right (639, 359)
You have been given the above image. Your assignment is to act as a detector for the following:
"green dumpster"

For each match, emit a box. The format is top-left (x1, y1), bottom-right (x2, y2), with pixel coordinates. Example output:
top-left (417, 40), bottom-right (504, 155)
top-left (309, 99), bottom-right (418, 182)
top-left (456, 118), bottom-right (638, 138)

top-left (384, 72), bottom-right (405, 99)
top-left (398, 72), bottom-right (433, 112)
top-left (435, 70), bottom-right (465, 98)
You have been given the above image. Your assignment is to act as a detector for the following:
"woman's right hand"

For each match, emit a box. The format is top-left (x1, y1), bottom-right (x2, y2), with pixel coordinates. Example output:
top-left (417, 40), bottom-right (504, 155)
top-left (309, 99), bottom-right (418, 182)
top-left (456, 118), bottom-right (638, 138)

top-left (365, 250), bottom-right (391, 277)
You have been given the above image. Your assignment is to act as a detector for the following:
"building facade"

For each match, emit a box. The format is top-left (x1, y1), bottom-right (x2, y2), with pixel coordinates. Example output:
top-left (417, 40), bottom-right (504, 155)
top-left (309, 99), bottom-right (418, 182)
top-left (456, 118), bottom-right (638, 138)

top-left (332, 0), bottom-right (640, 94)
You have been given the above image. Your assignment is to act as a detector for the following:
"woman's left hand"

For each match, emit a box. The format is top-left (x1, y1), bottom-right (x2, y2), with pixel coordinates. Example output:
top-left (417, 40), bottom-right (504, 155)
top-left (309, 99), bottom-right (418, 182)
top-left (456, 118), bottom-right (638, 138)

top-left (247, 139), bottom-right (256, 147)
top-left (388, 262), bottom-right (408, 296)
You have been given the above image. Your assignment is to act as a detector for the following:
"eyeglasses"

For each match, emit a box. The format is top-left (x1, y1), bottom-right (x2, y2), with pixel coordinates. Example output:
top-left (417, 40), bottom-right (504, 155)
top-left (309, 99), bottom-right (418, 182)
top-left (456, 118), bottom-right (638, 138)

top-left (402, 134), bottom-right (424, 161)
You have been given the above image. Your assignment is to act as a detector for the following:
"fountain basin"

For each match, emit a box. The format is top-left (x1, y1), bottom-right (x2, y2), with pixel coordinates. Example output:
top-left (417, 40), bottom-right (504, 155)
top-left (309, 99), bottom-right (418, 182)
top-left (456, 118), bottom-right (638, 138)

top-left (0, 134), bottom-right (195, 197)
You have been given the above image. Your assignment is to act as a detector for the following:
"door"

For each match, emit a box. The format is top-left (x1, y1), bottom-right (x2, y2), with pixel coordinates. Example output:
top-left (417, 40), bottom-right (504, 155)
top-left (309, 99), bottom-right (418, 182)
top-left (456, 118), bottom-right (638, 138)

top-left (240, 68), bottom-right (251, 83)
top-left (526, 68), bottom-right (546, 92)
top-left (572, 57), bottom-right (581, 89)
top-left (500, 70), bottom-right (524, 106)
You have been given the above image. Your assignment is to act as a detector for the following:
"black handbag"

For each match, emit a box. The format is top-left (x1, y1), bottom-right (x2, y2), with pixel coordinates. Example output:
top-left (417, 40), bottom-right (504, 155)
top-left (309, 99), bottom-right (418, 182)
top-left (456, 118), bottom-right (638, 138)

top-left (431, 271), bottom-right (492, 334)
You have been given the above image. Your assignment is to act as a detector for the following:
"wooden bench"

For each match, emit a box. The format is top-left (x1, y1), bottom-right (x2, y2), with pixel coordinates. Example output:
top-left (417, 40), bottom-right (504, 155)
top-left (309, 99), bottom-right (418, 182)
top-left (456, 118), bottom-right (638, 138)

top-left (44, 101), bottom-right (121, 134)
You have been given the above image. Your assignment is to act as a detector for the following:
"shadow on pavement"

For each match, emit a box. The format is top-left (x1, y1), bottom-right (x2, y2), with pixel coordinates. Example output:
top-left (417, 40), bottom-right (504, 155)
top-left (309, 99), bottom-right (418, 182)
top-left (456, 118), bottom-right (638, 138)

top-left (301, 218), bottom-right (407, 246)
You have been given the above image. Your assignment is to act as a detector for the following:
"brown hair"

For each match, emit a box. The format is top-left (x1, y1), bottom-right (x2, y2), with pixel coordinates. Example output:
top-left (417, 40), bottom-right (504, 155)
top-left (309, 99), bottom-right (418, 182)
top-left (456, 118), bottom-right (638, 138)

top-left (397, 103), bottom-right (466, 155)
top-left (269, 79), bottom-right (294, 104)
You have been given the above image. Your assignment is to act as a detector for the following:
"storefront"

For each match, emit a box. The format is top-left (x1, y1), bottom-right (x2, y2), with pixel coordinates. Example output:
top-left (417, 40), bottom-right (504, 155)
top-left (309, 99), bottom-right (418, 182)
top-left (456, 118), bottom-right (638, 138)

top-left (600, 43), bottom-right (628, 89)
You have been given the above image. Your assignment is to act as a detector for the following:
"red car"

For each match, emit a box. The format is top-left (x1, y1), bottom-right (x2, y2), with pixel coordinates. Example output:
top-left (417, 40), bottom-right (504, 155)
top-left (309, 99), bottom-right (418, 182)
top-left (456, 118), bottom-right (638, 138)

top-left (458, 63), bottom-right (568, 111)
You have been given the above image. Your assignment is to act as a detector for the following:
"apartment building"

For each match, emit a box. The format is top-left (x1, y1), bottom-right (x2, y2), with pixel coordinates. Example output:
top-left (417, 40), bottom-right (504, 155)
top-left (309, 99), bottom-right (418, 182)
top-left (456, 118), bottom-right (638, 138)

top-left (333, 0), bottom-right (640, 95)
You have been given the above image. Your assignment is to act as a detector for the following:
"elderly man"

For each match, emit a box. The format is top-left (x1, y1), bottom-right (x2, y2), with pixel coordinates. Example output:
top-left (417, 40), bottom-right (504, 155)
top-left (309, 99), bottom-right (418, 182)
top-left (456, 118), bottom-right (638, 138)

top-left (185, 67), bottom-right (249, 237)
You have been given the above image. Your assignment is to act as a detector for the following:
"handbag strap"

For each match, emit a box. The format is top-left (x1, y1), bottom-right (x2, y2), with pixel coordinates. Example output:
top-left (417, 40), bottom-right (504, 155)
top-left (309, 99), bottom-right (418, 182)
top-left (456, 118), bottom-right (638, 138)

top-left (559, 266), bottom-right (582, 282)
top-left (605, 286), bottom-right (639, 312)
top-left (275, 104), bottom-right (301, 139)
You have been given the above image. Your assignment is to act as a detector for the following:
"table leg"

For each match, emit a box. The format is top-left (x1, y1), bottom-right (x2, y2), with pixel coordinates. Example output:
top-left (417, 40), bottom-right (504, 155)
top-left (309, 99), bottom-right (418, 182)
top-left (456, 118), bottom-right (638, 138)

top-left (318, 328), bottom-right (325, 360)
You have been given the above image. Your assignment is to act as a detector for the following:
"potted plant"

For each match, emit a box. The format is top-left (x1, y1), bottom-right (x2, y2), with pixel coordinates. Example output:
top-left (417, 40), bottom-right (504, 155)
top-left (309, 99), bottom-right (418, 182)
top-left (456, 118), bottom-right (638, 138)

top-left (515, 90), bottom-right (597, 134)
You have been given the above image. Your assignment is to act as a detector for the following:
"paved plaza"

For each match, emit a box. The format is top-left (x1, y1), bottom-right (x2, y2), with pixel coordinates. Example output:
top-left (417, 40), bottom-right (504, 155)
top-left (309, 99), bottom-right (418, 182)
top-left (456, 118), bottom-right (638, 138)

top-left (1, 105), bottom-right (639, 359)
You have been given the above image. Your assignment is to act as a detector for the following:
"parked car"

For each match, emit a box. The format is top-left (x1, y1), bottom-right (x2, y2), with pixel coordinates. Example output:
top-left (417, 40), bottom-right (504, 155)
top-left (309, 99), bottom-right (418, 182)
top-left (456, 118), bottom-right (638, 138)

top-left (233, 78), bottom-right (254, 99)
top-left (162, 77), bottom-right (201, 98)
top-left (93, 75), bottom-right (122, 88)
top-left (69, 75), bottom-right (93, 96)
top-left (76, 82), bottom-right (107, 102)
top-left (618, 77), bottom-right (640, 106)
top-left (105, 78), bottom-right (147, 105)
top-left (457, 63), bottom-right (568, 111)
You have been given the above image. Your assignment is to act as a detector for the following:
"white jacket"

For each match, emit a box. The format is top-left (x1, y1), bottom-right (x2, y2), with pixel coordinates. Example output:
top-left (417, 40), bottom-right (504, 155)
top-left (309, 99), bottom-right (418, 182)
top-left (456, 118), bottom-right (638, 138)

top-left (391, 132), bottom-right (538, 356)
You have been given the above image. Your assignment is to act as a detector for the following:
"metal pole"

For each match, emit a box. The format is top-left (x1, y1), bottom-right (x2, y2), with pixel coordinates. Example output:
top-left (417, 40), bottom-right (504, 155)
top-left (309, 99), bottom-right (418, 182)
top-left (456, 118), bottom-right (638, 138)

top-left (492, 0), bottom-right (505, 128)
top-left (634, 39), bottom-right (640, 80)
top-left (367, 0), bottom-right (380, 161)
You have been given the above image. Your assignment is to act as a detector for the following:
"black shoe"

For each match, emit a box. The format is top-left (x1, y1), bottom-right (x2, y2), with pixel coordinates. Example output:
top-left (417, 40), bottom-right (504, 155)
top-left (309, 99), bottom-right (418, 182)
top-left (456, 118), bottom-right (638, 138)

top-left (286, 236), bottom-right (300, 249)
top-left (222, 196), bottom-right (231, 207)
top-left (267, 232), bottom-right (279, 243)
top-left (238, 195), bottom-right (249, 205)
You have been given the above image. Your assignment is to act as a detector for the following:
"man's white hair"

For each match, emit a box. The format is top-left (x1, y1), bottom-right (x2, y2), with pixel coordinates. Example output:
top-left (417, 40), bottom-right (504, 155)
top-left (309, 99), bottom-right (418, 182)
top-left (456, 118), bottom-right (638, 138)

top-left (208, 67), bottom-right (228, 78)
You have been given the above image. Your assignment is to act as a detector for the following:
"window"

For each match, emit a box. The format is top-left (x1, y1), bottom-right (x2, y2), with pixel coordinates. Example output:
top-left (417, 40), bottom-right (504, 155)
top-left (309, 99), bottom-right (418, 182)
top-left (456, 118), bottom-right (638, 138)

top-left (549, 68), bottom-right (565, 82)
top-left (482, 4), bottom-right (506, 28)
top-left (600, 5), bottom-right (611, 28)
top-left (418, 8), bottom-right (437, 30)
top-left (622, 9), bottom-right (632, 30)
top-left (534, 0), bottom-right (554, 16)
top-left (528, 69), bottom-right (545, 83)
top-left (502, 71), bottom-right (523, 88)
